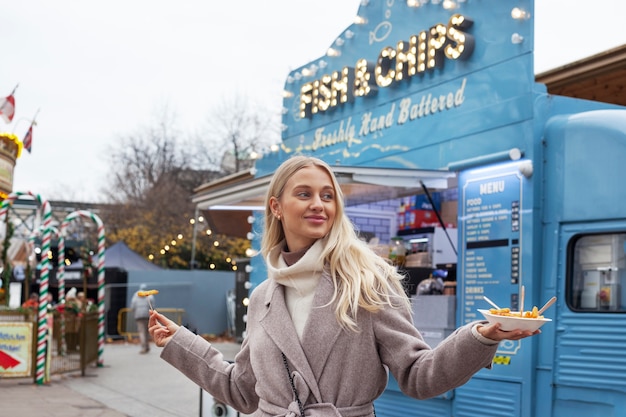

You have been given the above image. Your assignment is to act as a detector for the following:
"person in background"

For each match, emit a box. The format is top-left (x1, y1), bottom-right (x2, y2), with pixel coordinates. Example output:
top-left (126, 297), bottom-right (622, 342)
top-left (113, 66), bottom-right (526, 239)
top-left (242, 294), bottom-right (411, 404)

top-left (65, 287), bottom-right (82, 313)
top-left (64, 287), bottom-right (81, 351)
top-left (21, 292), bottom-right (38, 309)
top-left (77, 291), bottom-right (86, 308)
top-left (149, 155), bottom-right (540, 417)
top-left (131, 284), bottom-right (154, 354)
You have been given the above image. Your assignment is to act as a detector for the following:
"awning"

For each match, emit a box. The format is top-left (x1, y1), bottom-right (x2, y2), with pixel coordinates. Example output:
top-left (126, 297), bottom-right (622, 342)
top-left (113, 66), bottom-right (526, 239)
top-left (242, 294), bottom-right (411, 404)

top-left (192, 166), bottom-right (456, 210)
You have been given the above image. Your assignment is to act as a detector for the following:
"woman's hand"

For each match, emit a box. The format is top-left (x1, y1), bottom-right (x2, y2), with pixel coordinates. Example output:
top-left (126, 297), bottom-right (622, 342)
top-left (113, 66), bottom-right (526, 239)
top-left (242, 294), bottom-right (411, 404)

top-left (477, 322), bottom-right (540, 341)
top-left (149, 310), bottom-right (180, 347)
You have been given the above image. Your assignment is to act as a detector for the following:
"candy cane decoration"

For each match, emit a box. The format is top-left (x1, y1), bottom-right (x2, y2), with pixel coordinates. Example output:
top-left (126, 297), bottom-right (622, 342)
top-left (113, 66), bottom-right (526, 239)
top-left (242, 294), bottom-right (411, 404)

top-left (29, 225), bottom-right (61, 354)
top-left (60, 210), bottom-right (106, 366)
top-left (0, 191), bottom-right (52, 385)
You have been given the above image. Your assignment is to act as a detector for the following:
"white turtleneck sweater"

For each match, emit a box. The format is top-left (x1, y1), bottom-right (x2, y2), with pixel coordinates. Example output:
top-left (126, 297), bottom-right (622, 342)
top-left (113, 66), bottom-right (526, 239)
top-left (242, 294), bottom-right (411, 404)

top-left (265, 239), bottom-right (325, 340)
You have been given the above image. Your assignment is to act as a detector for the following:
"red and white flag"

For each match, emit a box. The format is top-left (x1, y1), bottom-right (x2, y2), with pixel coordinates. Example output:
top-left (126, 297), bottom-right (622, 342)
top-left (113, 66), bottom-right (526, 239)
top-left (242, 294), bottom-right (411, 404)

top-left (23, 124), bottom-right (33, 153)
top-left (0, 93), bottom-right (15, 124)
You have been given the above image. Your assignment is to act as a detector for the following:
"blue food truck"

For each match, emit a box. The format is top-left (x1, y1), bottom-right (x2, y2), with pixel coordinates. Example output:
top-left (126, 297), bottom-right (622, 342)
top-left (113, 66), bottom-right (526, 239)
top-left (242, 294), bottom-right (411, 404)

top-left (193, 0), bottom-right (626, 416)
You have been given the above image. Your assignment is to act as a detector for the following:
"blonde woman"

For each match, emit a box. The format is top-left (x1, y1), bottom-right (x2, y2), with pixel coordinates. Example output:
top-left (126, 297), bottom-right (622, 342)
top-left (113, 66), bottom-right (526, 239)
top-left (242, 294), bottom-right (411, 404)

top-left (149, 155), bottom-right (538, 417)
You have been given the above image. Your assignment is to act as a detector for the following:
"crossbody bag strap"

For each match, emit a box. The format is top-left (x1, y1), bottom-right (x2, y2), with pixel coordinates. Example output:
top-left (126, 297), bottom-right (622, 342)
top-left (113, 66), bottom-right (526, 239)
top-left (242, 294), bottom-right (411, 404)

top-left (281, 352), bottom-right (306, 417)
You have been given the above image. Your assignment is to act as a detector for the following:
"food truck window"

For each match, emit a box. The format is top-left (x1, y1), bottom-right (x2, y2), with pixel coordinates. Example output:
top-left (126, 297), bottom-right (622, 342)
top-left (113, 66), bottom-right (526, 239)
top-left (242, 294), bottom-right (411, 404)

top-left (568, 233), bottom-right (626, 312)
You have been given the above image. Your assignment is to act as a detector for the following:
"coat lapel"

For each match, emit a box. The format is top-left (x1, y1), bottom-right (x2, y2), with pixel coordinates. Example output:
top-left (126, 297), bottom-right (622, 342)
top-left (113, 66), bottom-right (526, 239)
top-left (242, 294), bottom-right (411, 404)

top-left (259, 279), bottom-right (323, 403)
top-left (301, 272), bottom-right (344, 380)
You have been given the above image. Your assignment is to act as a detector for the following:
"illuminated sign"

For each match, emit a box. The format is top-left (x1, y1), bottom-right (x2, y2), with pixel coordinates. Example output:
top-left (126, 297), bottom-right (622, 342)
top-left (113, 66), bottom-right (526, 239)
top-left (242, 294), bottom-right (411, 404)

top-left (299, 14), bottom-right (474, 119)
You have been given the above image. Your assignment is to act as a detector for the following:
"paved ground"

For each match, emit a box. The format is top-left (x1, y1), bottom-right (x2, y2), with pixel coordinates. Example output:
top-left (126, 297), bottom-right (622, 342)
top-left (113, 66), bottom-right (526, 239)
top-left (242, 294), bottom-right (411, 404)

top-left (0, 340), bottom-right (244, 417)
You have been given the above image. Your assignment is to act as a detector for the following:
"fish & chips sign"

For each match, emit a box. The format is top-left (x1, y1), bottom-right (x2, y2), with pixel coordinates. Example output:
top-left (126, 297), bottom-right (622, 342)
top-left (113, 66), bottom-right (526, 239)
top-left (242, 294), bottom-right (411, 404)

top-left (299, 13), bottom-right (474, 119)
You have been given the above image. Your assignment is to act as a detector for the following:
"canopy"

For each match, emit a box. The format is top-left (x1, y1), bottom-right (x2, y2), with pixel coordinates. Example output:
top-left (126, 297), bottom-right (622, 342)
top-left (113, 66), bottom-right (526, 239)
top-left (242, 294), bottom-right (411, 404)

top-left (105, 241), bottom-right (162, 271)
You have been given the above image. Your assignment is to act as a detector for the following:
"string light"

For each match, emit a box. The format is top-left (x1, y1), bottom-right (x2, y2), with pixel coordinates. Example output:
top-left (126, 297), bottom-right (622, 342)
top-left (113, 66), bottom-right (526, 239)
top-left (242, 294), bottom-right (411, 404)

top-left (149, 210), bottom-right (250, 271)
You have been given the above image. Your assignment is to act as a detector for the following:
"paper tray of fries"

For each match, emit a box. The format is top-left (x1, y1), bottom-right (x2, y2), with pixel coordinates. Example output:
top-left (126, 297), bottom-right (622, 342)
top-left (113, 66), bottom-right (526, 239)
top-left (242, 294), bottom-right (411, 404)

top-left (478, 308), bottom-right (551, 332)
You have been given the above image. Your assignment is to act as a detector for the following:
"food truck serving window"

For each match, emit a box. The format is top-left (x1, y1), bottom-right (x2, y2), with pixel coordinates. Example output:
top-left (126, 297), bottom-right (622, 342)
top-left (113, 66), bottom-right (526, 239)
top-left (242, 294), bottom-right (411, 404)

top-left (568, 233), bottom-right (626, 312)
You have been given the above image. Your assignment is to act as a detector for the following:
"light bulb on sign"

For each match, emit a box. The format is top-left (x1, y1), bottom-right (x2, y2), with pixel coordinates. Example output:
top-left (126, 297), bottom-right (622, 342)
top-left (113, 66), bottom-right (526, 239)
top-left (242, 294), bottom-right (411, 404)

top-left (511, 7), bottom-right (530, 20)
top-left (327, 48), bottom-right (341, 57)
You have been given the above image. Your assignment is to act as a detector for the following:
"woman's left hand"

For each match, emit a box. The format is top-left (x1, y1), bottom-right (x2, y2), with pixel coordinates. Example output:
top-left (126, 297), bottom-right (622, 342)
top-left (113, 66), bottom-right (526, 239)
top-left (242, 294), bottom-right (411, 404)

top-left (477, 322), bottom-right (540, 341)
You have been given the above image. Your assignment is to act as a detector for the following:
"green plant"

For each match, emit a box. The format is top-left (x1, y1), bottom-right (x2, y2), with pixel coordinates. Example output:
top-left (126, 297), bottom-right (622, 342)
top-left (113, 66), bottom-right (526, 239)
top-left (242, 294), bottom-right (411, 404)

top-left (0, 217), bottom-right (14, 307)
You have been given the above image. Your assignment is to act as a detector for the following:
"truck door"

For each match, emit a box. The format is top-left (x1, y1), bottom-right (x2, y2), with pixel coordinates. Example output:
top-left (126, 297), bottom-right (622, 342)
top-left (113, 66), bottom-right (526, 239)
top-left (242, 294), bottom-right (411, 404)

top-left (552, 224), bottom-right (626, 417)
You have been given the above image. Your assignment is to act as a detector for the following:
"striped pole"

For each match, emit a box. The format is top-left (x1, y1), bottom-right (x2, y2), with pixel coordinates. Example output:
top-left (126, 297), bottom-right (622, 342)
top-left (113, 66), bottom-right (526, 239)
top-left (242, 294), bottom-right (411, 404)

top-left (31, 225), bottom-right (62, 355)
top-left (0, 191), bottom-right (52, 385)
top-left (61, 210), bottom-right (106, 366)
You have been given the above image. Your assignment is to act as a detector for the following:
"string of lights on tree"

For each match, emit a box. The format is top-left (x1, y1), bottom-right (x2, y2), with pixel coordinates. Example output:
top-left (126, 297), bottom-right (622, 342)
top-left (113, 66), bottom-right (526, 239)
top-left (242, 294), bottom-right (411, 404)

top-left (147, 215), bottom-right (241, 270)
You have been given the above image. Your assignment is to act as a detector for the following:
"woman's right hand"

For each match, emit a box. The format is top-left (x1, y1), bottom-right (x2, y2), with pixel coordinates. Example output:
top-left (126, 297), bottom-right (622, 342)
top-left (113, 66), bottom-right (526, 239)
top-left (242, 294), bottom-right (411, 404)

top-left (149, 310), bottom-right (180, 347)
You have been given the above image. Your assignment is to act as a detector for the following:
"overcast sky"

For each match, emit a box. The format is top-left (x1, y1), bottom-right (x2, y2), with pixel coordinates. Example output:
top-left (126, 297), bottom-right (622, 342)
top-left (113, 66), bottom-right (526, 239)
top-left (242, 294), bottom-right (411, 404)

top-left (2, 0), bottom-right (626, 203)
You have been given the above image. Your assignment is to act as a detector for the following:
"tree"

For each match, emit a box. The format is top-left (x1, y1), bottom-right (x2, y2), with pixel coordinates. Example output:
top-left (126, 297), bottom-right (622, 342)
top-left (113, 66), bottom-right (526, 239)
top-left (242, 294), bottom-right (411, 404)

top-left (195, 94), bottom-right (280, 174)
top-left (99, 103), bottom-right (270, 269)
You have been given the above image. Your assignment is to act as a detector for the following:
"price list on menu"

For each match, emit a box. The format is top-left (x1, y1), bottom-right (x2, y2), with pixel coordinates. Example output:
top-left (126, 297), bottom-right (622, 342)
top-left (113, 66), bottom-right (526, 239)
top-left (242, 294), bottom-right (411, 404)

top-left (459, 166), bottom-right (524, 325)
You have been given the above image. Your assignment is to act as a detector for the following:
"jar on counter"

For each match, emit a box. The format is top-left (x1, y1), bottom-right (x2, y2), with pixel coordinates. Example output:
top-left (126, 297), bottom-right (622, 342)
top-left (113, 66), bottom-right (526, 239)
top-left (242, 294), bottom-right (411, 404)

top-left (389, 237), bottom-right (407, 267)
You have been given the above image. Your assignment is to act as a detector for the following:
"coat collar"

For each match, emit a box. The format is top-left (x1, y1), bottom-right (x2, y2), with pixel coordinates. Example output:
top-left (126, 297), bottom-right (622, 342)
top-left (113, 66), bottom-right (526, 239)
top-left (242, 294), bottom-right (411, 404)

top-left (259, 270), bottom-right (343, 404)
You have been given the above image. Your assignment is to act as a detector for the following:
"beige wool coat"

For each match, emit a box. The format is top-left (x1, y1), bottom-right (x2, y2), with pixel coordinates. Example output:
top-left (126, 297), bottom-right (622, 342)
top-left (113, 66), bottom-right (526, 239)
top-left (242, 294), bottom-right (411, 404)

top-left (161, 269), bottom-right (499, 417)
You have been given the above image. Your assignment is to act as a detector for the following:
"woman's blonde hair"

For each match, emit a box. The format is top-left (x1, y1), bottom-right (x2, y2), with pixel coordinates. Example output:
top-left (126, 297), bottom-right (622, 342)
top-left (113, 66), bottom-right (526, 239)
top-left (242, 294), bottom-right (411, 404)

top-left (261, 155), bottom-right (410, 331)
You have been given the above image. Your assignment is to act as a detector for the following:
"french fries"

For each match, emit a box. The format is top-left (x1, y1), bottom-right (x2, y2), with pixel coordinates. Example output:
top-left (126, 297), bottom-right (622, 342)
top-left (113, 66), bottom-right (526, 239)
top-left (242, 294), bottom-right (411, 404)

top-left (138, 289), bottom-right (158, 310)
top-left (488, 306), bottom-right (544, 319)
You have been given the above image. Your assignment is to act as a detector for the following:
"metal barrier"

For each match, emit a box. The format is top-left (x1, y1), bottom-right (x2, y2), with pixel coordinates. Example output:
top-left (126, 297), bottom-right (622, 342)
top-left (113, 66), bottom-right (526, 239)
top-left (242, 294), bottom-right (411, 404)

top-left (117, 308), bottom-right (185, 341)
top-left (50, 311), bottom-right (99, 376)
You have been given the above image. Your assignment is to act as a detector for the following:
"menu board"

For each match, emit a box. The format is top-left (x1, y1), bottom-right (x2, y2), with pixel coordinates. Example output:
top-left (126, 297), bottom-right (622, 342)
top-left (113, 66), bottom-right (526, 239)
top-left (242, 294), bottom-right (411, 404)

top-left (459, 163), bottom-right (525, 328)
